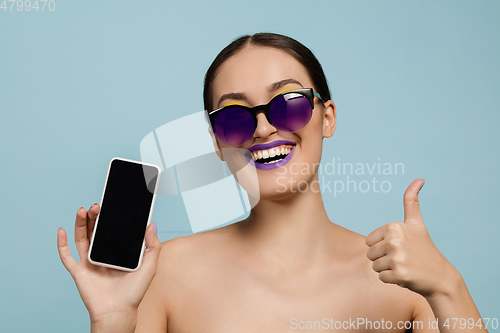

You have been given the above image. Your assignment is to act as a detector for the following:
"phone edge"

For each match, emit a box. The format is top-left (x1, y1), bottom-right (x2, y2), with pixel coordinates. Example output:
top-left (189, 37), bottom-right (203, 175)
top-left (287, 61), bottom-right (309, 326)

top-left (87, 157), bottom-right (162, 272)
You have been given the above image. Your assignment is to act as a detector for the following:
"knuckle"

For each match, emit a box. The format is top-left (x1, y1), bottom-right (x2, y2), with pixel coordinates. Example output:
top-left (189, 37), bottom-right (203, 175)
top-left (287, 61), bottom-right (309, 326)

top-left (404, 194), bottom-right (419, 204)
top-left (76, 236), bottom-right (89, 246)
top-left (386, 238), bottom-right (402, 252)
top-left (386, 222), bottom-right (403, 234)
top-left (389, 252), bottom-right (406, 267)
top-left (393, 267), bottom-right (409, 284)
top-left (394, 252), bottom-right (406, 264)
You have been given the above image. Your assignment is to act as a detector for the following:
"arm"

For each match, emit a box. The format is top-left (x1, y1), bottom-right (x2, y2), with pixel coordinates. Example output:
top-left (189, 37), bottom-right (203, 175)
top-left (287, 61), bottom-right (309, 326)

top-left (425, 267), bottom-right (488, 333)
top-left (90, 311), bottom-right (138, 333)
top-left (366, 179), bottom-right (488, 333)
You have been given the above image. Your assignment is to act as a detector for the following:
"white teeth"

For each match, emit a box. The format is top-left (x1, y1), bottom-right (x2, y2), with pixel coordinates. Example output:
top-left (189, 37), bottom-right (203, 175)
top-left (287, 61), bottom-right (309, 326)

top-left (250, 144), bottom-right (294, 163)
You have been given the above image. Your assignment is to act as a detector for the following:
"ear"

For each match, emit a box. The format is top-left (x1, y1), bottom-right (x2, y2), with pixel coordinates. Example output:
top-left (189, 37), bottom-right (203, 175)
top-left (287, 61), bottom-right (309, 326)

top-left (208, 125), bottom-right (225, 161)
top-left (322, 100), bottom-right (336, 138)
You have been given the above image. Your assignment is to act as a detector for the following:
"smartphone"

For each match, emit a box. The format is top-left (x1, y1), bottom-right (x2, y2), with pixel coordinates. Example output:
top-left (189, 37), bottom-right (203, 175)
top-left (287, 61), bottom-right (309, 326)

top-left (88, 157), bottom-right (161, 271)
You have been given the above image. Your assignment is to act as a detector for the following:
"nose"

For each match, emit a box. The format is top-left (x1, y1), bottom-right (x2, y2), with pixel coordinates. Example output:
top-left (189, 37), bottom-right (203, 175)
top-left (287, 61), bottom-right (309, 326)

top-left (253, 111), bottom-right (277, 139)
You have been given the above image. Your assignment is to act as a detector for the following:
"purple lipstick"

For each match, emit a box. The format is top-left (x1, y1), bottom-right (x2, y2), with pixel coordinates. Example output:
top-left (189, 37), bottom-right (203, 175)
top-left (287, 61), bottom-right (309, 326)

top-left (245, 140), bottom-right (296, 170)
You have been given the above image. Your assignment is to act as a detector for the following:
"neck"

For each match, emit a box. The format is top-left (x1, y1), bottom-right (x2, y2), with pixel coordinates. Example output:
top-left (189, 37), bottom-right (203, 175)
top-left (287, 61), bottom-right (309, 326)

top-left (237, 173), bottom-right (334, 268)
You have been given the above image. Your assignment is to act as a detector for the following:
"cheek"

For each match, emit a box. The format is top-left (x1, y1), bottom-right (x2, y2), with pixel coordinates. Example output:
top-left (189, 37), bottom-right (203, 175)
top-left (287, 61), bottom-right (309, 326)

top-left (296, 113), bottom-right (325, 174)
top-left (299, 109), bottom-right (324, 150)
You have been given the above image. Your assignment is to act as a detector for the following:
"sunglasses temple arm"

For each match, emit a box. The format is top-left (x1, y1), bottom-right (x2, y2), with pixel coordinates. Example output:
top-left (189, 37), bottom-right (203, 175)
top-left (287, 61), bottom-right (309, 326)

top-left (313, 91), bottom-right (324, 101)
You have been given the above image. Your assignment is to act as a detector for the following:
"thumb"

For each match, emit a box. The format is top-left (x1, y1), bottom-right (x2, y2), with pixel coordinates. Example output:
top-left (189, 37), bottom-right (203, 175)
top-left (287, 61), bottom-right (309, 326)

top-left (403, 179), bottom-right (425, 226)
top-left (142, 222), bottom-right (161, 270)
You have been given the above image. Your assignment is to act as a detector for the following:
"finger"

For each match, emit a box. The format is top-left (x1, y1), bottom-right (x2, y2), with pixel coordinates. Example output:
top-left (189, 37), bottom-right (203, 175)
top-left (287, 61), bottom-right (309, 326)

top-left (57, 227), bottom-right (77, 273)
top-left (366, 226), bottom-right (386, 247)
top-left (403, 179), bottom-right (425, 225)
top-left (87, 203), bottom-right (100, 241)
top-left (378, 270), bottom-right (399, 285)
top-left (366, 240), bottom-right (387, 261)
top-left (74, 207), bottom-right (90, 261)
top-left (140, 222), bottom-right (162, 275)
top-left (372, 256), bottom-right (392, 272)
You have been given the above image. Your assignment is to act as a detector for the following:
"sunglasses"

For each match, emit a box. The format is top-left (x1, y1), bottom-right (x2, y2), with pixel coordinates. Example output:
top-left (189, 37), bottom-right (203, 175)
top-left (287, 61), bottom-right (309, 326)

top-left (207, 88), bottom-right (324, 146)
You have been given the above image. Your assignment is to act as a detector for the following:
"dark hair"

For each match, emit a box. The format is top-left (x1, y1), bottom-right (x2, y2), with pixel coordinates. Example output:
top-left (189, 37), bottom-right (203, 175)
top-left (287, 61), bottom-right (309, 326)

top-left (203, 32), bottom-right (331, 112)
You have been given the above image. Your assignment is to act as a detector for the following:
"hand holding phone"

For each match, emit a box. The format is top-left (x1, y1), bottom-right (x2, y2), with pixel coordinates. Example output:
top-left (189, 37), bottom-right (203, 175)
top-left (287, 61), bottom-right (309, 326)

top-left (56, 158), bottom-right (162, 325)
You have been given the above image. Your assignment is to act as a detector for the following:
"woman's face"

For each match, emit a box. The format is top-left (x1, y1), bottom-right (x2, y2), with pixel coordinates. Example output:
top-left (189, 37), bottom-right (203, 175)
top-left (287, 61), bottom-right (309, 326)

top-left (211, 45), bottom-right (336, 199)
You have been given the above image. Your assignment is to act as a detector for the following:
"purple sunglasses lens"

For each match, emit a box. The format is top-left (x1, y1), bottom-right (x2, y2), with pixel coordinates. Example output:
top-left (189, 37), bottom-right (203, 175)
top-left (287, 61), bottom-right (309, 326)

top-left (269, 93), bottom-right (312, 132)
top-left (213, 107), bottom-right (255, 146)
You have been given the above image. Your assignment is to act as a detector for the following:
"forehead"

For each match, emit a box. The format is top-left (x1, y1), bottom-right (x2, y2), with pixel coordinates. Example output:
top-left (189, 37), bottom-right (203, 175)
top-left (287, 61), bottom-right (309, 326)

top-left (212, 45), bottom-right (312, 102)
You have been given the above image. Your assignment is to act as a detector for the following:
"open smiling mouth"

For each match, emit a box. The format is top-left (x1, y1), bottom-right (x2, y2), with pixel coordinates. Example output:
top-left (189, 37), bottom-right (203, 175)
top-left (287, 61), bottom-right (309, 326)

top-left (250, 145), bottom-right (294, 164)
top-left (245, 140), bottom-right (296, 170)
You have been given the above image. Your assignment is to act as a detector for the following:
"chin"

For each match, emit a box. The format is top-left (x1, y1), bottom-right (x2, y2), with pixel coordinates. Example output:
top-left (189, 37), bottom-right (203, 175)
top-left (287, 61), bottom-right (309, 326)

top-left (255, 172), bottom-right (317, 201)
top-left (256, 188), bottom-right (296, 202)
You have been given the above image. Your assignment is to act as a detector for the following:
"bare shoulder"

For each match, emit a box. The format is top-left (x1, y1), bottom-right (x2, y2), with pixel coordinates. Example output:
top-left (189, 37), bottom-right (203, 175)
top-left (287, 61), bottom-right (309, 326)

top-left (155, 224), bottom-right (239, 304)
top-left (135, 227), bottom-right (237, 332)
top-left (328, 222), bottom-right (370, 261)
top-left (158, 224), bottom-right (238, 269)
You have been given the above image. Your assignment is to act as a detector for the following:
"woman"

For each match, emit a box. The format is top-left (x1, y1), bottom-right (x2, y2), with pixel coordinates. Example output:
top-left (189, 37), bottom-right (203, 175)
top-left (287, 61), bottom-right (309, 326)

top-left (57, 33), bottom-right (487, 332)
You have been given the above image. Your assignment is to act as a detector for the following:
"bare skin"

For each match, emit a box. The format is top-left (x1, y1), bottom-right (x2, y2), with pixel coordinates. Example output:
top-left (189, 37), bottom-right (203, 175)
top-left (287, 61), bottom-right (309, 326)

top-left (148, 211), bottom-right (432, 332)
top-left (58, 45), bottom-right (487, 333)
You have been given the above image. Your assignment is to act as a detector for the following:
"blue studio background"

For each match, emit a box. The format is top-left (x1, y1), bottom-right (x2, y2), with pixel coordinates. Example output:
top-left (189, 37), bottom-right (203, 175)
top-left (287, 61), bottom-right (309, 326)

top-left (1, 0), bottom-right (499, 331)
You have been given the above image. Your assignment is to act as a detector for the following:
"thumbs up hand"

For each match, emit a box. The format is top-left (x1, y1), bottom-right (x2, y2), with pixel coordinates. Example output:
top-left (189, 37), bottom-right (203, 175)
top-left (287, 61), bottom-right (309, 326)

top-left (366, 179), bottom-right (457, 297)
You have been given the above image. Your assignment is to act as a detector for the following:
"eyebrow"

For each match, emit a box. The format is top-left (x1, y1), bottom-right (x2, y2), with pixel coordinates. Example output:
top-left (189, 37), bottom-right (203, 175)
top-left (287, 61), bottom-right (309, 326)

top-left (216, 78), bottom-right (304, 108)
top-left (269, 78), bottom-right (303, 92)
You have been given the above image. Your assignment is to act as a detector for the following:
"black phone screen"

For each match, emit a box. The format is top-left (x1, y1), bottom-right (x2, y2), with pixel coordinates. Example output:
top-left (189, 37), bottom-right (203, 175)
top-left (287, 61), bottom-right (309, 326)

top-left (89, 158), bottom-right (159, 270)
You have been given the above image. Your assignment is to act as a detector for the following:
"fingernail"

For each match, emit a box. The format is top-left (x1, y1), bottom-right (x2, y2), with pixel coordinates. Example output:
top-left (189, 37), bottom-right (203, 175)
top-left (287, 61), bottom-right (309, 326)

top-left (153, 222), bottom-right (157, 235)
top-left (419, 179), bottom-right (426, 192)
top-left (88, 203), bottom-right (97, 211)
